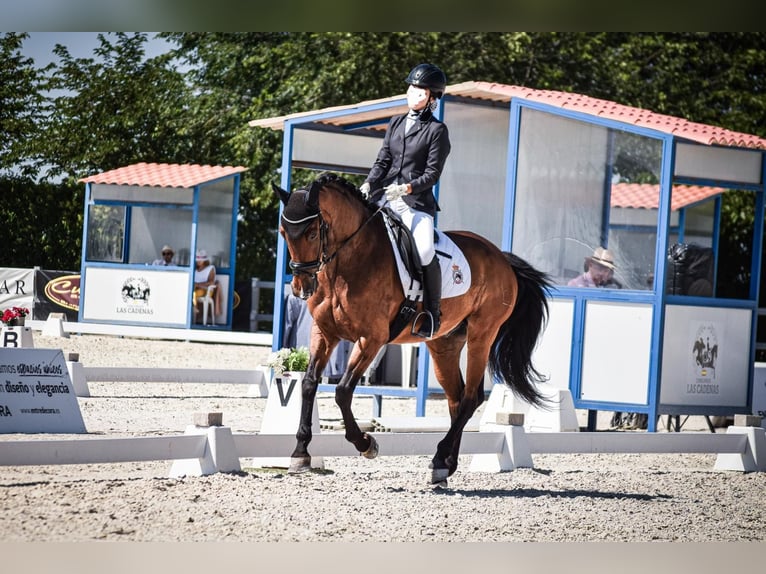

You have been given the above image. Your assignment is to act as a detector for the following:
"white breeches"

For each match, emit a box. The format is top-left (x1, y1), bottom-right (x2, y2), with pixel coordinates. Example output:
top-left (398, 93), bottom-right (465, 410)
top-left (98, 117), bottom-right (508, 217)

top-left (389, 197), bottom-right (435, 264)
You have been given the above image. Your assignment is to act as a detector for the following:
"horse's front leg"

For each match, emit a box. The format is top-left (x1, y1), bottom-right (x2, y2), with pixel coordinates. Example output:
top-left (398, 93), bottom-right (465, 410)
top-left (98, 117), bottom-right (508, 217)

top-left (288, 360), bottom-right (323, 473)
top-left (289, 325), bottom-right (335, 474)
top-left (334, 339), bottom-right (384, 458)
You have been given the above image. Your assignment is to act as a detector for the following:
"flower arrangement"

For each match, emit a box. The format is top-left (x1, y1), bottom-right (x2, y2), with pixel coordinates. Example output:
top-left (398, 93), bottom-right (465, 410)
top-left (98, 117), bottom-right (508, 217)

top-left (1, 306), bottom-right (30, 326)
top-left (266, 346), bottom-right (310, 376)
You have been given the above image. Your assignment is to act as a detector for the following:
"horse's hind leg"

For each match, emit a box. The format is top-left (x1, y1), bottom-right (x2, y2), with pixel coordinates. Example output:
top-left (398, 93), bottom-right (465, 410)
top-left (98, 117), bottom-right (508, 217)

top-left (427, 329), bottom-right (486, 485)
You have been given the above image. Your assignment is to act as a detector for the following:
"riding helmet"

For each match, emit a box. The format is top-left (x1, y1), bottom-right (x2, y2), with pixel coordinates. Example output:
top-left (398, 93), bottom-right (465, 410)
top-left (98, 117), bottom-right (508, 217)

top-left (405, 63), bottom-right (447, 99)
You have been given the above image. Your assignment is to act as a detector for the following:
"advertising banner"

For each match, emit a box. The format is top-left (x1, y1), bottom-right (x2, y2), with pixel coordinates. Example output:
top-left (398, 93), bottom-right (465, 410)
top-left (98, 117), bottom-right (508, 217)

top-left (0, 348), bottom-right (87, 433)
top-left (0, 268), bottom-right (34, 312)
top-left (82, 267), bottom-right (190, 326)
top-left (34, 269), bottom-right (80, 321)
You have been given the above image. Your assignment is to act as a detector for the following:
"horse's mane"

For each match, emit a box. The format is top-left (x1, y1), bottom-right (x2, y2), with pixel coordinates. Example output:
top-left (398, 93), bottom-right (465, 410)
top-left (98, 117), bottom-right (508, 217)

top-left (315, 172), bottom-right (372, 210)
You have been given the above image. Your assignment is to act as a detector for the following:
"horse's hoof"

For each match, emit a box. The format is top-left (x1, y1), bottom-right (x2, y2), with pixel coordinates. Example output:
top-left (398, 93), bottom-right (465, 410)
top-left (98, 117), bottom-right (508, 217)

top-left (288, 456), bottom-right (312, 474)
top-left (431, 467), bottom-right (449, 485)
top-left (361, 433), bottom-right (379, 459)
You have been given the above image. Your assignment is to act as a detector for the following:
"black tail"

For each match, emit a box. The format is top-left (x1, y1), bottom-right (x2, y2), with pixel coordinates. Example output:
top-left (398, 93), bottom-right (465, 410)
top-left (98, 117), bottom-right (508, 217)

top-left (488, 252), bottom-right (552, 408)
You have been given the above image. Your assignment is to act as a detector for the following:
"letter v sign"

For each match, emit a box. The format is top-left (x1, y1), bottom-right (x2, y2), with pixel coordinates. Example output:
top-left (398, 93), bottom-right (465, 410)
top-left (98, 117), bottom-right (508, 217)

top-left (275, 376), bottom-right (298, 407)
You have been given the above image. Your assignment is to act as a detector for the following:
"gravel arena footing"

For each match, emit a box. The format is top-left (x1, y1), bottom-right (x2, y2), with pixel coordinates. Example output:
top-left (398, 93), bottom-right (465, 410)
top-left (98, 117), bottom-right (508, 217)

top-left (1, 334), bottom-right (765, 544)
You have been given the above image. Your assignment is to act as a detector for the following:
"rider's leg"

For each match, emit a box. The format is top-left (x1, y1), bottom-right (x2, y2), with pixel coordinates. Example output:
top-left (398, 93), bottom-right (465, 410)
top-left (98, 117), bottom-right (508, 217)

top-left (418, 256), bottom-right (441, 337)
top-left (409, 209), bottom-right (440, 337)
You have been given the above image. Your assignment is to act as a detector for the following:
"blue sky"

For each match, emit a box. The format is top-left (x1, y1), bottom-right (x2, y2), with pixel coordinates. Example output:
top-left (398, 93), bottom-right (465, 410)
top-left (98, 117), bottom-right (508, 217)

top-left (21, 32), bottom-right (174, 67)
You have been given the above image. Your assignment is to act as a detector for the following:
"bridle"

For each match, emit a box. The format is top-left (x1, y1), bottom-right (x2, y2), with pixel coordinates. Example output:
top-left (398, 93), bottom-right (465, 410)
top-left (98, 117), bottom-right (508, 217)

top-left (286, 201), bottom-right (383, 293)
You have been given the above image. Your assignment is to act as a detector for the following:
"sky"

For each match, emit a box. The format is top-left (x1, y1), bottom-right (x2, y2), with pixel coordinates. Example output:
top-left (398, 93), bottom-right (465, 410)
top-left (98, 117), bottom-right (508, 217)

top-left (21, 32), bottom-right (174, 67)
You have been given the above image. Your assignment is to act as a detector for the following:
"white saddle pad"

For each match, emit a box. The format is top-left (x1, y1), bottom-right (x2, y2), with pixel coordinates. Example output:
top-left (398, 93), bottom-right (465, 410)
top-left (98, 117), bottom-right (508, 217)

top-left (383, 213), bottom-right (472, 302)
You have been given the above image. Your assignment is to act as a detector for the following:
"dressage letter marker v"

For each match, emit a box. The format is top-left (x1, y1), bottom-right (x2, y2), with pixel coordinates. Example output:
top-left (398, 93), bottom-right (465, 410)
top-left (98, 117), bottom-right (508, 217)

top-left (276, 377), bottom-right (297, 407)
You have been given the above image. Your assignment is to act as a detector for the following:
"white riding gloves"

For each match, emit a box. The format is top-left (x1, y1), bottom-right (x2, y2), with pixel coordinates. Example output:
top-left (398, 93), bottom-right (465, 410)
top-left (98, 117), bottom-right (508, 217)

top-left (359, 182), bottom-right (371, 199)
top-left (384, 183), bottom-right (408, 201)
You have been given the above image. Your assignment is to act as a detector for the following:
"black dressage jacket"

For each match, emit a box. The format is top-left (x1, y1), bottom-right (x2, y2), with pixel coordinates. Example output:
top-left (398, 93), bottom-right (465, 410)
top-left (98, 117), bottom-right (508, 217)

top-left (365, 110), bottom-right (451, 218)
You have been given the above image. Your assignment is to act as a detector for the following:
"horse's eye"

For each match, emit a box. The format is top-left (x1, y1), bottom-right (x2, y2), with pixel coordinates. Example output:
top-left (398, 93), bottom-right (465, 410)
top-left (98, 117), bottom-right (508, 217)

top-left (307, 228), bottom-right (318, 241)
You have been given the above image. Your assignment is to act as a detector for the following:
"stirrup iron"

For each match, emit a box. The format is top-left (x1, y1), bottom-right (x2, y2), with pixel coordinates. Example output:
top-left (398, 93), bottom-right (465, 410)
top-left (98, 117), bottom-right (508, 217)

top-left (412, 310), bottom-right (436, 339)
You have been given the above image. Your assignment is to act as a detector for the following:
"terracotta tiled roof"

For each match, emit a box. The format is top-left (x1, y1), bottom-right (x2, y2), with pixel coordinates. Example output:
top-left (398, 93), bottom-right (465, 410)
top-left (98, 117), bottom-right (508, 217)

top-left (250, 80), bottom-right (766, 151)
top-left (79, 162), bottom-right (248, 188)
top-left (611, 183), bottom-right (727, 211)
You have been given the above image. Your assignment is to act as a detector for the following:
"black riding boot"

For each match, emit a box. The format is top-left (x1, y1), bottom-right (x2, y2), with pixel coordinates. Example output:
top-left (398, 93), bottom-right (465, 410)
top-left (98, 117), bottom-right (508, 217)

top-left (415, 257), bottom-right (441, 338)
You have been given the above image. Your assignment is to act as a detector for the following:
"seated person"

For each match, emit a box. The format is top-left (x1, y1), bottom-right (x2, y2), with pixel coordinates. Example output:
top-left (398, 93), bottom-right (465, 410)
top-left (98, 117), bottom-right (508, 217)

top-left (152, 245), bottom-right (176, 266)
top-left (568, 247), bottom-right (621, 288)
top-left (192, 249), bottom-right (221, 323)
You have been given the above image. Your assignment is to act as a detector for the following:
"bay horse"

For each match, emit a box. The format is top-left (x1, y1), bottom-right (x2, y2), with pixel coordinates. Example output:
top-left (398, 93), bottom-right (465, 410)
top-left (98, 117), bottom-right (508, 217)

top-left (273, 172), bottom-right (551, 485)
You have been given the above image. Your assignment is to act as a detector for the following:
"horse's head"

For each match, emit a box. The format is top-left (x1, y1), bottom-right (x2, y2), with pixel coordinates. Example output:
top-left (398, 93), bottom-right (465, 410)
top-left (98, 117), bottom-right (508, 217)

top-left (273, 179), bottom-right (324, 299)
top-left (274, 173), bottom-right (372, 300)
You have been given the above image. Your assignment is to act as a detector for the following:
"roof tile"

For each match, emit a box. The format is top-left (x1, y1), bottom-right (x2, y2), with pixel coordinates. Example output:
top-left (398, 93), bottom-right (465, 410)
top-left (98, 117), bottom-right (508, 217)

top-left (79, 162), bottom-right (248, 188)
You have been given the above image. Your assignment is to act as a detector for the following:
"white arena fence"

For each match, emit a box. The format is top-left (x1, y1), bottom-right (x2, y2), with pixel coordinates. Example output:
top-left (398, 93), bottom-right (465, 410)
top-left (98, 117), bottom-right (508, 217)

top-left (1, 424), bottom-right (764, 477)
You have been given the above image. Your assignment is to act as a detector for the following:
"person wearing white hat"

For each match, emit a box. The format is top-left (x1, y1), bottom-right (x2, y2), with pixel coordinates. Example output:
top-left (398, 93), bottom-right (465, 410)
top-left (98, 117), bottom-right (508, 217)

top-left (567, 246), bottom-right (620, 288)
top-left (151, 245), bottom-right (175, 266)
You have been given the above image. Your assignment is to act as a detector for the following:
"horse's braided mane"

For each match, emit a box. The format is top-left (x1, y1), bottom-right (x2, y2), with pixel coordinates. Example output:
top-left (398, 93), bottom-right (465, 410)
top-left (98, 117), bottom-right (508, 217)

top-left (315, 172), bottom-right (372, 209)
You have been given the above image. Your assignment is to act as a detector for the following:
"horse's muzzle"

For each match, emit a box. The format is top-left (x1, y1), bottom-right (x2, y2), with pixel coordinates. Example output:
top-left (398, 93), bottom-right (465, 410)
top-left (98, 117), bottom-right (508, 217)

top-left (292, 276), bottom-right (315, 300)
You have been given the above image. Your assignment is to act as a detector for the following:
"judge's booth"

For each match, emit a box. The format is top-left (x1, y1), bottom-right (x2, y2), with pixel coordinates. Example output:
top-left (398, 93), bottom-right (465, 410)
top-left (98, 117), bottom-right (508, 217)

top-left (78, 163), bottom-right (247, 329)
top-left (253, 81), bottom-right (766, 428)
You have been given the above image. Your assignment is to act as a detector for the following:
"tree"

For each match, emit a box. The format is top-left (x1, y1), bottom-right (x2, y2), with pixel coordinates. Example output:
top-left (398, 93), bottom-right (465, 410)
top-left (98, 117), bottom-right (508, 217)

top-left (0, 32), bottom-right (46, 178)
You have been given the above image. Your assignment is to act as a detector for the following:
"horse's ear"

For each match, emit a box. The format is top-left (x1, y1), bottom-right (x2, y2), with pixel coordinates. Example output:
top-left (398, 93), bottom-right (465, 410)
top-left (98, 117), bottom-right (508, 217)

top-left (272, 182), bottom-right (291, 206)
top-left (306, 180), bottom-right (321, 210)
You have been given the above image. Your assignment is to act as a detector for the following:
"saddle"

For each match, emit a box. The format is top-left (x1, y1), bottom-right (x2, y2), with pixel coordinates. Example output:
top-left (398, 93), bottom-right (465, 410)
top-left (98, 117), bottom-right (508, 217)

top-left (380, 207), bottom-right (423, 341)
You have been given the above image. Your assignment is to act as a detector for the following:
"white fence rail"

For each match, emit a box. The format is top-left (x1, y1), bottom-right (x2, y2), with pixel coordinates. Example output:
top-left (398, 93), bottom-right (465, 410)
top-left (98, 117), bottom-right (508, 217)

top-left (1, 425), bottom-right (764, 476)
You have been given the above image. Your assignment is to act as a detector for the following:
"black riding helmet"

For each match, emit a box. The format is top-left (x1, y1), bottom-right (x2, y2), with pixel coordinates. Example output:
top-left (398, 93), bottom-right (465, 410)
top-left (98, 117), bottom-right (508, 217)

top-left (405, 63), bottom-right (447, 99)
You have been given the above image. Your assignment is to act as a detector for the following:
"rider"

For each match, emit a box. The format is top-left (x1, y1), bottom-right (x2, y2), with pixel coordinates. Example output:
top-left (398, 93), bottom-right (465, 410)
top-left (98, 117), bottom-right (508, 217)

top-left (360, 63), bottom-right (451, 338)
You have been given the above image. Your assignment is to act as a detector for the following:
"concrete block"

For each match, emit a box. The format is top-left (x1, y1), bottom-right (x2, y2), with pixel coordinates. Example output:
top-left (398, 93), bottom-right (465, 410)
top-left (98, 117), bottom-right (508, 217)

top-left (193, 412), bottom-right (223, 427)
top-left (469, 423), bottom-right (533, 472)
top-left (66, 360), bottom-right (90, 397)
top-left (496, 411), bottom-right (525, 426)
top-left (169, 425), bottom-right (241, 477)
top-left (480, 383), bottom-right (579, 433)
top-left (42, 314), bottom-right (68, 338)
top-left (247, 365), bottom-right (270, 397)
top-left (715, 426), bottom-right (766, 472)
top-left (734, 414), bottom-right (762, 427)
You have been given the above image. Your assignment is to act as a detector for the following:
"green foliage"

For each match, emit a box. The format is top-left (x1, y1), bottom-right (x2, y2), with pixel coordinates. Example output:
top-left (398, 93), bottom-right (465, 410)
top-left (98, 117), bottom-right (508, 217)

top-left (2, 32), bottom-right (766, 287)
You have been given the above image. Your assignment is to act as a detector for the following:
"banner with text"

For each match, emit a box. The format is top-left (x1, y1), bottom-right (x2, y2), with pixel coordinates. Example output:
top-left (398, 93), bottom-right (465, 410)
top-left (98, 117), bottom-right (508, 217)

top-left (0, 348), bottom-right (87, 433)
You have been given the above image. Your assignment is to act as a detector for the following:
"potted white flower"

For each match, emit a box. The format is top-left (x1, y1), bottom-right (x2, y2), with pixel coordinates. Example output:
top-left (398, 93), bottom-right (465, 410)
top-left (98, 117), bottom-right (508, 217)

top-left (266, 346), bottom-right (310, 377)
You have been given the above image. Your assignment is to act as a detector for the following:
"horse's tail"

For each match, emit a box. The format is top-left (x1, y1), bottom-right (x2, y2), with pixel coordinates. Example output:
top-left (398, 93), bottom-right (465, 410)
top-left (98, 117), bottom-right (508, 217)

top-left (488, 252), bottom-right (552, 407)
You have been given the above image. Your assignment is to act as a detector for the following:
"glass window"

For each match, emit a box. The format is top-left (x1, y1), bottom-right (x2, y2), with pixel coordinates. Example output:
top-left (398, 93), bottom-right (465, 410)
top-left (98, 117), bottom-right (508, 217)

top-left (128, 205), bottom-right (193, 265)
top-left (86, 205), bottom-right (125, 262)
top-left (197, 179), bottom-right (235, 269)
top-left (512, 108), bottom-right (662, 291)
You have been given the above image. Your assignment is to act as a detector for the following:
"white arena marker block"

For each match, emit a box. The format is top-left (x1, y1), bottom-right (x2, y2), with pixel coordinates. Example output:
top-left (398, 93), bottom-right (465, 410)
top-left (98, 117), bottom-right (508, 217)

top-left (247, 365), bottom-right (270, 397)
top-left (480, 383), bottom-right (579, 433)
top-left (66, 359), bottom-right (90, 397)
top-left (715, 426), bottom-right (766, 472)
top-left (42, 314), bottom-right (68, 338)
top-left (249, 372), bottom-right (323, 469)
top-left (169, 425), bottom-right (241, 477)
top-left (469, 423), bottom-right (533, 473)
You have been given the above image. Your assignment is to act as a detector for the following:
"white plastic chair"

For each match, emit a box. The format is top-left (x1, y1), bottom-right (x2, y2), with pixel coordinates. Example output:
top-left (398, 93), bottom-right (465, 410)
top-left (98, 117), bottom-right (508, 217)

top-left (200, 284), bottom-right (217, 326)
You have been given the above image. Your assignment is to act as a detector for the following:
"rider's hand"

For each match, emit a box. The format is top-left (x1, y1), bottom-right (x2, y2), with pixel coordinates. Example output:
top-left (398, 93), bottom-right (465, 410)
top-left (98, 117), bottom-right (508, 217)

top-left (360, 182), bottom-right (371, 199)
top-left (384, 183), bottom-right (408, 201)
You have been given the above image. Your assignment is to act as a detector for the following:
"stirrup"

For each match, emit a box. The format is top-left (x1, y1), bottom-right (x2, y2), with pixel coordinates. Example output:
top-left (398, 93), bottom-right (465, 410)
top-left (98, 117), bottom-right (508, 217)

top-left (411, 310), bottom-right (436, 339)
